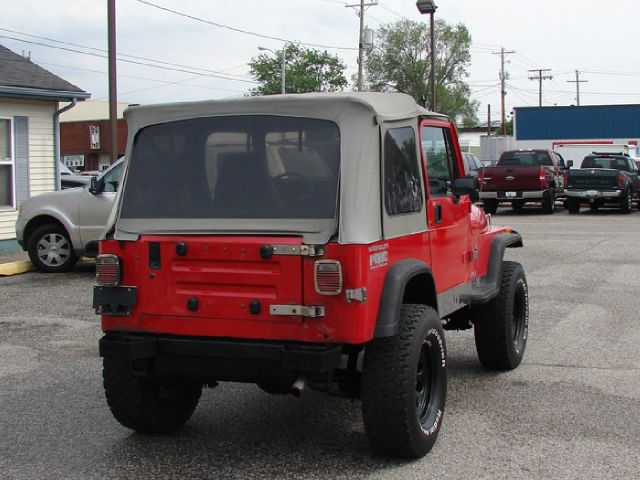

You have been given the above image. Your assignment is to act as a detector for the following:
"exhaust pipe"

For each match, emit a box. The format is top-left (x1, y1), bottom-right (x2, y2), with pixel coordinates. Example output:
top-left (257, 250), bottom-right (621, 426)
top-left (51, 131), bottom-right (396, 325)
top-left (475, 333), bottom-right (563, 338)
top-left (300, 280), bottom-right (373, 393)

top-left (291, 377), bottom-right (306, 397)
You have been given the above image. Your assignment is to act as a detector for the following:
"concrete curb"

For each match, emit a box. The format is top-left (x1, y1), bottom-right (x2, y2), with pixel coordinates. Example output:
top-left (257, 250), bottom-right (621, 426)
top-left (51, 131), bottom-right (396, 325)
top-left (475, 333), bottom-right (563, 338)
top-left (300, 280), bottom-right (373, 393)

top-left (0, 260), bottom-right (35, 276)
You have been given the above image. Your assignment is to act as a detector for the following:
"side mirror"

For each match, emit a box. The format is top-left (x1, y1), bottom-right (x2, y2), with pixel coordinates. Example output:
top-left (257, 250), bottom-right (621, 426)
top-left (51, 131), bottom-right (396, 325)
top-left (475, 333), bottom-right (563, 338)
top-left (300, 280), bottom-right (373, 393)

top-left (567, 160), bottom-right (574, 168)
top-left (89, 176), bottom-right (101, 195)
top-left (453, 177), bottom-right (479, 202)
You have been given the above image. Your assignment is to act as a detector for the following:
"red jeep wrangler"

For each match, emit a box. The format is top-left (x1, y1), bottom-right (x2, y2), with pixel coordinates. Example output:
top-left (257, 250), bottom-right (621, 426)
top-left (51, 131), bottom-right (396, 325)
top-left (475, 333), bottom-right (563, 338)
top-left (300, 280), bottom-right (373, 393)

top-left (94, 93), bottom-right (528, 458)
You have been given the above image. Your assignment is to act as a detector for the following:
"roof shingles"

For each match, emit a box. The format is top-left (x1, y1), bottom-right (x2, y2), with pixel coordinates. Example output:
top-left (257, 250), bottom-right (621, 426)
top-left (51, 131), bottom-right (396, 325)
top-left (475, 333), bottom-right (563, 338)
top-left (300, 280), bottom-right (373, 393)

top-left (0, 43), bottom-right (87, 95)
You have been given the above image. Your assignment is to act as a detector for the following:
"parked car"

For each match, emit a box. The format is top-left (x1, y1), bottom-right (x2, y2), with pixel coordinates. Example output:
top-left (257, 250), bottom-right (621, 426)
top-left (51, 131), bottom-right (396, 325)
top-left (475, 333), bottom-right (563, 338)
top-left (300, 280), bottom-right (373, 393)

top-left (94, 93), bottom-right (528, 459)
top-left (565, 153), bottom-right (640, 213)
top-left (478, 149), bottom-right (567, 214)
top-left (60, 162), bottom-right (91, 189)
top-left (462, 152), bottom-right (483, 179)
top-left (15, 158), bottom-right (124, 272)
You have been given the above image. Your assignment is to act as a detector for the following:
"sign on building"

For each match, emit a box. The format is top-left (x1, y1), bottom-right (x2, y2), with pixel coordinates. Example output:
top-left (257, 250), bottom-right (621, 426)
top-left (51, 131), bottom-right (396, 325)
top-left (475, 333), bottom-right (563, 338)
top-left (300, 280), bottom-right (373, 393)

top-left (90, 125), bottom-right (100, 150)
top-left (62, 154), bottom-right (85, 168)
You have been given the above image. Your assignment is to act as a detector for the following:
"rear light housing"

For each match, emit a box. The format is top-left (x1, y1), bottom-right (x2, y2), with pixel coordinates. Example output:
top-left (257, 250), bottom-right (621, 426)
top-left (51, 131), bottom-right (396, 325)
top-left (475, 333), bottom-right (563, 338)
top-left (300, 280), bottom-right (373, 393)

top-left (564, 169), bottom-right (570, 188)
top-left (539, 166), bottom-right (546, 188)
top-left (96, 254), bottom-right (121, 287)
top-left (618, 174), bottom-right (626, 189)
top-left (314, 260), bottom-right (343, 295)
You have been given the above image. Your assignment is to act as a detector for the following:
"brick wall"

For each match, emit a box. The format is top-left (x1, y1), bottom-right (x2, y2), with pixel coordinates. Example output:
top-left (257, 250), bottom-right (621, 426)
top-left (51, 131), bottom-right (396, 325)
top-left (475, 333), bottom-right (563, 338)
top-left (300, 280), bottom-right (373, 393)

top-left (61, 119), bottom-right (127, 170)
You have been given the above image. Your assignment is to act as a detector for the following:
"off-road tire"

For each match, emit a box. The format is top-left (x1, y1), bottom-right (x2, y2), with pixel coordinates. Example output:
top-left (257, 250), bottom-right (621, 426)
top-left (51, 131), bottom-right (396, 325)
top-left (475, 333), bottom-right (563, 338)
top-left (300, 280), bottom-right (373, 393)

top-left (472, 261), bottom-right (529, 370)
top-left (542, 188), bottom-right (555, 214)
top-left (621, 188), bottom-right (633, 214)
top-left (27, 223), bottom-right (78, 273)
top-left (103, 356), bottom-right (202, 433)
top-left (567, 198), bottom-right (580, 214)
top-left (482, 199), bottom-right (498, 215)
top-left (361, 305), bottom-right (447, 458)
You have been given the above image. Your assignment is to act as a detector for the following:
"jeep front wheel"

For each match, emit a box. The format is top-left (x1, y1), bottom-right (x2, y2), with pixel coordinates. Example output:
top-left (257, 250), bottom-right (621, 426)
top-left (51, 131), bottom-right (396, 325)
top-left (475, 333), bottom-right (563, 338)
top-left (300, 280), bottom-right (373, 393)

top-left (361, 305), bottom-right (447, 458)
top-left (103, 356), bottom-right (202, 433)
top-left (472, 261), bottom-right (529, 370)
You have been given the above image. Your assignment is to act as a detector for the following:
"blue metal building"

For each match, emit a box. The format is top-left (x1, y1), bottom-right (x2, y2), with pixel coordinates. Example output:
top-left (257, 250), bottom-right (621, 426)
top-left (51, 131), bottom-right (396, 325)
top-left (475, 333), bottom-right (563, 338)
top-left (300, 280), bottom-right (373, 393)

top-left (514, 104), bottom-right (640, 141)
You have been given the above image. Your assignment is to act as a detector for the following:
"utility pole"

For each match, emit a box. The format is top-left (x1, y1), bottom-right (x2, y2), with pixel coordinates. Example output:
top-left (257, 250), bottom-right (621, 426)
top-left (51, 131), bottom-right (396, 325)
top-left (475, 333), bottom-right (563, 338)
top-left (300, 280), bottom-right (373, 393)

top-left (567, 70), bottom-right (588, 106)
top-left (493, 47), bottom-right (514, 135)
top-left (346, 0), bottom-right (377, 91)
top-left (528, 68), bottom-right (553, 107)
top-left (487, 104), bottom-right (492, 136)
top-left (107, 0), bottom-right (118, 164)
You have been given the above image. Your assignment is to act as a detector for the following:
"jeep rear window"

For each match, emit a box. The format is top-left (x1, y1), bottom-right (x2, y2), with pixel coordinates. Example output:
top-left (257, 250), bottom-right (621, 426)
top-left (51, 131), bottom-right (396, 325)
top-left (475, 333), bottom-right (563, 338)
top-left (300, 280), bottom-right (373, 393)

top-left (121, 116), bottom-right (340, 219)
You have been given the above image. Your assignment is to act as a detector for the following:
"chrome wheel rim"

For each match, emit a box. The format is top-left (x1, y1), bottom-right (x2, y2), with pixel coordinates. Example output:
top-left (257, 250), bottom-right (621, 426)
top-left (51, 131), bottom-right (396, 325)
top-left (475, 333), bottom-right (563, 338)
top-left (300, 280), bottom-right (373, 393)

top-left (37, 233), bottom-right (71, 267)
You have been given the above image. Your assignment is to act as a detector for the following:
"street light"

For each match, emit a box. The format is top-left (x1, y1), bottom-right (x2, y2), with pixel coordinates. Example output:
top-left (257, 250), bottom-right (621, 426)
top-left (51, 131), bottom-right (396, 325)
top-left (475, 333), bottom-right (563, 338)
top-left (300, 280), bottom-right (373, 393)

top-left (258, 46), bottom-right (286, 94)
top-left (416, 0), bottom-right (437, 111)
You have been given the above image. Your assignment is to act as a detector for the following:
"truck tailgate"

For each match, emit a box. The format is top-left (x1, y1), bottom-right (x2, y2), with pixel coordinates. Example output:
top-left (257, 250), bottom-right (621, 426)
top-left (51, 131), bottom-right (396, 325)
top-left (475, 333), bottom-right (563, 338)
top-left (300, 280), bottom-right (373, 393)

top-left (567, 169), bottom-right (618, 189)
top-left (480, 166), bottom-right (543, 191)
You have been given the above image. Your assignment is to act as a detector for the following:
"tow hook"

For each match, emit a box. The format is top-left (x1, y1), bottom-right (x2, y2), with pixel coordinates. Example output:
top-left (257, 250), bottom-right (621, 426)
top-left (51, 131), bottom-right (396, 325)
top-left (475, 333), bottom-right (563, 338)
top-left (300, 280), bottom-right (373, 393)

top-left (291, 377), bottom-right (306, 397)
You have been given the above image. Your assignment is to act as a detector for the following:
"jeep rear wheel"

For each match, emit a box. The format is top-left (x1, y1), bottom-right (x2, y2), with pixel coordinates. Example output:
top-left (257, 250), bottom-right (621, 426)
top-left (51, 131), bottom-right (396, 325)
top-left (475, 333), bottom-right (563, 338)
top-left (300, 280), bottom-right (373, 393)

top-left (103, 356), bottom-right (202, 433)
top-left (361, 305), bottom-right (447, 458)
top-left (27, 223), bottom-right (78, 273)
top-left (482, 199), bottom-right (498, 215)
top-left (472, 261), bottom-right (528, 370)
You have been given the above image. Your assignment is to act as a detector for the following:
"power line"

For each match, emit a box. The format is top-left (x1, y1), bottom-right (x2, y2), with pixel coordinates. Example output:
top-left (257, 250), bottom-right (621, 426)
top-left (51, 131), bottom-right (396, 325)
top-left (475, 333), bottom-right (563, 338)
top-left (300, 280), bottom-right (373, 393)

top-left (0, 34), bottom-right (259, 84)
top-left (0, 27), bottom-right (255, 81)
top-left (136, 0), bottom-right (357, 51)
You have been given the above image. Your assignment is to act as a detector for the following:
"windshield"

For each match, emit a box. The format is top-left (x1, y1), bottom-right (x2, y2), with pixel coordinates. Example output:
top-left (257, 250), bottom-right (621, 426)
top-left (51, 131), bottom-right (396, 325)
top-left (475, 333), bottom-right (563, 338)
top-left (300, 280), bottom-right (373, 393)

top-left (121, 116), bottom-right (340, 220)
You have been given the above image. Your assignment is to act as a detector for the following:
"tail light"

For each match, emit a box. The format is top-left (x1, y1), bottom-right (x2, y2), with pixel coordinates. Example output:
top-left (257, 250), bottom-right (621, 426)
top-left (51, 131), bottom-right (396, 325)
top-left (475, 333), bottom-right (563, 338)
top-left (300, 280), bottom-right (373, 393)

top-left (478, 169), bottom-right (484, 185)
top-left (564, 169), bottom-right (570, 188)
top-left (96, 254), bottom-right (121, 287)
top-left (618, 174), bottom-right (626, 189)
top-left (314, 260), bottom-right (343, 295)
top-left (539, 166), bottom-right (546, 188)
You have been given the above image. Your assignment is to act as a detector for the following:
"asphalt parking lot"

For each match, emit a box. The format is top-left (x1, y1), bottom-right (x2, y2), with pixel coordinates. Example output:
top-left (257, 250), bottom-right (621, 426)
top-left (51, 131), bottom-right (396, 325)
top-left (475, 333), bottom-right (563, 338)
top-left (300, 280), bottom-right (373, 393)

top-left (1, 206), bottom-right (639, 479)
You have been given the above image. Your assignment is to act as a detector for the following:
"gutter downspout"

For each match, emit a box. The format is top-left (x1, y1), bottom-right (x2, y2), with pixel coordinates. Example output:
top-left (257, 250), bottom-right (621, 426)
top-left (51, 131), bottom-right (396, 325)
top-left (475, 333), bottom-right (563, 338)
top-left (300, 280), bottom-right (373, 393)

top-left (53, 98), bottom-right (77, 191)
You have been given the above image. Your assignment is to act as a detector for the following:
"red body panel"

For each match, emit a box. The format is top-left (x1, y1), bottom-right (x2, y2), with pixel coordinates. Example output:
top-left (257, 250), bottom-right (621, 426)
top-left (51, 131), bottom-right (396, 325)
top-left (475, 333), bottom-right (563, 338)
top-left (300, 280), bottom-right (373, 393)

top-left (100, 116), bottom-right (511, 346)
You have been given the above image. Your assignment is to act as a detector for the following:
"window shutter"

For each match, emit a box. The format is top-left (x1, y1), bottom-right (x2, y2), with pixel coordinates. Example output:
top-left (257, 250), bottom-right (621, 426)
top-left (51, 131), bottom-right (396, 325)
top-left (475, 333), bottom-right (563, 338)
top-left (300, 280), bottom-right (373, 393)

top-left (14, 116), bottom-right (29, 205)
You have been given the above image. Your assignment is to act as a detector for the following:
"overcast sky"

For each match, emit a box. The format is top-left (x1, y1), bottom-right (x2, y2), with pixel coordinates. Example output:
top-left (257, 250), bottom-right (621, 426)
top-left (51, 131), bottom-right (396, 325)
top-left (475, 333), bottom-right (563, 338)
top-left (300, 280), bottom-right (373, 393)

top-left (2, 0), bottom-right (640, 123)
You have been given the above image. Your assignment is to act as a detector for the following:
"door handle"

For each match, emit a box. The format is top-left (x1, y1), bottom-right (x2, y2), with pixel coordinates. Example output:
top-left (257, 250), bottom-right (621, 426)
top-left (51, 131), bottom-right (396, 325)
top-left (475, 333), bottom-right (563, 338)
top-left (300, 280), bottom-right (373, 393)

top-left (434, 204), bottom-right (442, 224)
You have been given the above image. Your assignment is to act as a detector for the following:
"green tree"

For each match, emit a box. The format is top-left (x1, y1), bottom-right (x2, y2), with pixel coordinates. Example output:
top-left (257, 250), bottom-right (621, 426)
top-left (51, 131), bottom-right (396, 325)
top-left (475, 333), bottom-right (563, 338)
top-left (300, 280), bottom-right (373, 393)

top-left (249, 44), bottom-right (347, 95)
top-left (364, 18), bottom-right (479, 124)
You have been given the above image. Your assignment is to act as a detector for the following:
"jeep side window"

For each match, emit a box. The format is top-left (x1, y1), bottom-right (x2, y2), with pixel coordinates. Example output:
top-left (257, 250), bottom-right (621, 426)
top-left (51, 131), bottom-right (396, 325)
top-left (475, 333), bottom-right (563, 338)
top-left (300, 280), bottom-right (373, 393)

top-left (421, 126), bottom-right (456, 197)
top-left (383, 127), bottom-right (423, 216)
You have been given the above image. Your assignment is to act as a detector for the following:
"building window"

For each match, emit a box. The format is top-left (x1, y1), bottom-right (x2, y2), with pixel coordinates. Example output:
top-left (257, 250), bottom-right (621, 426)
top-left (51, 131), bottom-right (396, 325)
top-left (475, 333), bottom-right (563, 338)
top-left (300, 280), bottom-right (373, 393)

top-left (0, 118), bottom-right (13, 208)
top-left (384, 127), bottom-right (423, 216)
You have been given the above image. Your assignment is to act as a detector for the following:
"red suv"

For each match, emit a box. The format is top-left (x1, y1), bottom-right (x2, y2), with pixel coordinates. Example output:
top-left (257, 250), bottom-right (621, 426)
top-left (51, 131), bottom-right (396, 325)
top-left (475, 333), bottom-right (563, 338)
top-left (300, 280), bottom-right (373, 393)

top-left (94, 93), bottom-right (528, 458)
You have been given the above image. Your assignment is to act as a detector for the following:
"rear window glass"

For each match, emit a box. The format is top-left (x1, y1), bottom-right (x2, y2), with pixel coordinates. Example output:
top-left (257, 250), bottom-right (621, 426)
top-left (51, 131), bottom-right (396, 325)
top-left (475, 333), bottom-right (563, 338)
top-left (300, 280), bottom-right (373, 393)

top-left (499, 151), bottom-right (552, 166)
top-left (120, 116), bottom-right (340, 219)
top-left (384, 127), bottom-right (423, 215)
top-left (581, 157), bottom-right (630, 170)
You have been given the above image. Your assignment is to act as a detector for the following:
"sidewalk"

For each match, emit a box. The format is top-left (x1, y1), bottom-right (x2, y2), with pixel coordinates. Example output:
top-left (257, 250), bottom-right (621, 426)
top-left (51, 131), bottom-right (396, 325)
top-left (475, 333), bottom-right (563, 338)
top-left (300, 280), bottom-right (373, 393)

top-left (0, 250), bottom-right (34, 276)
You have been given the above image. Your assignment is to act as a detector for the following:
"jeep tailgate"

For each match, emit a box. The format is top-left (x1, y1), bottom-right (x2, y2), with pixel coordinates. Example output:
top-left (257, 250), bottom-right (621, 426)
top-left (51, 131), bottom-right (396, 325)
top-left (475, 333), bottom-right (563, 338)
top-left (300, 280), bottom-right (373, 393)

top-left (134, 235), bottom-right (303, 327)
top-left (480, 165), bottom-right (545, 191)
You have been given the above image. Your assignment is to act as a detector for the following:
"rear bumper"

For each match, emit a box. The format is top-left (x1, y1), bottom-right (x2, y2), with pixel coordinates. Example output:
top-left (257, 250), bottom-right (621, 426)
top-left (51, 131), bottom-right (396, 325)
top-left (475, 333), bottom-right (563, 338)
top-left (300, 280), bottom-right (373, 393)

top-left (99, 333), bottom-right (342, 383)
top-left (479, 189), bottom-right (549, 200)
top-left (565, 189), bottom-right (622, 199)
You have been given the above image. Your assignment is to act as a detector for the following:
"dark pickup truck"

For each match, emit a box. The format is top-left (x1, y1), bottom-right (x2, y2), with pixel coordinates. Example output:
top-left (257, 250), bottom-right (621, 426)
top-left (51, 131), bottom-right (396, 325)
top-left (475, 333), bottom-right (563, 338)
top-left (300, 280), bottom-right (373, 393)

top-left (478, 149), bottom-right (566, 214)
top-left (565, 153), bottom-right (640, 213)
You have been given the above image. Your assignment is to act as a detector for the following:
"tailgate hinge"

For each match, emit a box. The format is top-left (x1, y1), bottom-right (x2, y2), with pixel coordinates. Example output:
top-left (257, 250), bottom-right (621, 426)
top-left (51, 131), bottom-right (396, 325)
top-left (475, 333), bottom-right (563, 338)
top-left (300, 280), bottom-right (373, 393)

top-left (270, 305), bottom-right (326, 318)
top-left (261, 244), bottom-right (325, 258)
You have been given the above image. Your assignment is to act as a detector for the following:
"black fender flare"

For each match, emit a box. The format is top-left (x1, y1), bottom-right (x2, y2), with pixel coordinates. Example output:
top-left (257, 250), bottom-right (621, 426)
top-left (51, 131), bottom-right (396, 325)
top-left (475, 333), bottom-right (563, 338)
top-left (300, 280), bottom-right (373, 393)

top-left (373, 259), bottom-right (436, 338)
top-left (462, 231), bottom-right (523, 305)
